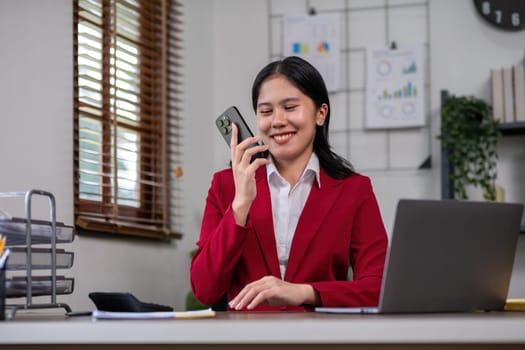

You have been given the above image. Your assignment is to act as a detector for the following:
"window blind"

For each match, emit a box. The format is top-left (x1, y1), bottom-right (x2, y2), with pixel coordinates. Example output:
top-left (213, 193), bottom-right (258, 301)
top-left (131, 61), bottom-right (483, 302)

top-left (73, 0), bottom-right (183, 240)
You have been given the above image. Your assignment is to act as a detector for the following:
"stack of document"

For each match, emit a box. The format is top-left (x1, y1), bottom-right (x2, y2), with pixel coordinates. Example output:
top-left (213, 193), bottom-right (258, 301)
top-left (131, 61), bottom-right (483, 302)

top-left (505, 299), bottom-right (525, 312)
top-left (91, 307), bottom-right (216, 320)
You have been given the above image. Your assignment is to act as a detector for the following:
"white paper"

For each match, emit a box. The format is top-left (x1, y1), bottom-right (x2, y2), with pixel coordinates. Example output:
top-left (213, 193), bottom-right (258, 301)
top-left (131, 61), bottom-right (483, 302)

top-left (365, 46), bottom-right (425, 129)
top-left (315, 306), bottom-right (377, 314)
top-left (283, 13), bottom-right (341, 92)
top-left (91, 307), bottom-right (216, 320)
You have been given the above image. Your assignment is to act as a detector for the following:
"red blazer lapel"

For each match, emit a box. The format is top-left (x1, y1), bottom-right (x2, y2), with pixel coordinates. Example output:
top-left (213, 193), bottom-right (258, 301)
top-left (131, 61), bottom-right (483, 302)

top-left (284, 169), bottom-right (342, 281)
top-left (250, 167), bottom-right (281, 278)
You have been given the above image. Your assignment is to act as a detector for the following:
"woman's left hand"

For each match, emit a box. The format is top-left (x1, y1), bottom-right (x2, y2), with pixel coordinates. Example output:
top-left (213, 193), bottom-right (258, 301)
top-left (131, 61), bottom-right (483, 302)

top-left (228, 276), bottom-right (319, 310)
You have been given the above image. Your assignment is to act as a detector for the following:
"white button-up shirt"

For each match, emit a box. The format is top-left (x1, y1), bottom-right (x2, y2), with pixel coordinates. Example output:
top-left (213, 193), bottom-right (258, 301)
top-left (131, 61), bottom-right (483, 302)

top-left (266, 153), bottom-right (321, 279)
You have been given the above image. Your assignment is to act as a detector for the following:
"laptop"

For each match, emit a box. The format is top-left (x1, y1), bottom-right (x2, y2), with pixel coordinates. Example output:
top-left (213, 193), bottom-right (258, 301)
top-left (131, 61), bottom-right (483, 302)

top-left (316, 199), bottom-right (523, 314)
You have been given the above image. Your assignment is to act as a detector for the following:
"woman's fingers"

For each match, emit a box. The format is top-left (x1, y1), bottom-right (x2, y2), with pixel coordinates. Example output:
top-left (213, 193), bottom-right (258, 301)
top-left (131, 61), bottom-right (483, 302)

top-left (229, 276), bottom-right (286, 310)
top-left (229, 278), bottom-right (268, 310)
top-left (243, 144), bottom-right (269, 165)
top-left (230, 124), bottom-right (268, 169)
top-left (230, 123), bottom-right (239, 163)
top-left (228, 276), bottom-right (317, 310)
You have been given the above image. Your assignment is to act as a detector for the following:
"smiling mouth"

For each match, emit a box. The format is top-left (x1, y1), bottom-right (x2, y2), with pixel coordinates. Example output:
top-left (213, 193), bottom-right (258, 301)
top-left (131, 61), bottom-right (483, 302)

top-left (272, 132), bottom-right (294, 143)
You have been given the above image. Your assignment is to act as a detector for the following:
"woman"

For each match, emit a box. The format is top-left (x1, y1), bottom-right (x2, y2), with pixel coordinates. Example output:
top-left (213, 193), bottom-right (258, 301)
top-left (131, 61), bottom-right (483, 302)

top-left (191, 56), bottom-right (387, 311)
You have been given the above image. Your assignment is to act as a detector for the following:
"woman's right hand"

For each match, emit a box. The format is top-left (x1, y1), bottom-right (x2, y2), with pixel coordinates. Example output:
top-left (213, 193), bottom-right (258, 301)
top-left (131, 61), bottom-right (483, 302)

top-left (230, 123), bottom-right (270, 226)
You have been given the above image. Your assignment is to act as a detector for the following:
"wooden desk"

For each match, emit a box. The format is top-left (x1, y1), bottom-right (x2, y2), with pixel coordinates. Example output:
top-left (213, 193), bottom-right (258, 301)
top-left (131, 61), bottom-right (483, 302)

top-left (1, 311), bottom-right (525, 349)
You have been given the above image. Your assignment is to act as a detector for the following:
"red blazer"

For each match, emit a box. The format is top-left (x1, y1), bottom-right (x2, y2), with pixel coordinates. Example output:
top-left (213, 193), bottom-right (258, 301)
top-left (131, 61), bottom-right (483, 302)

top-left (190, 166), bottom-right (388, 311)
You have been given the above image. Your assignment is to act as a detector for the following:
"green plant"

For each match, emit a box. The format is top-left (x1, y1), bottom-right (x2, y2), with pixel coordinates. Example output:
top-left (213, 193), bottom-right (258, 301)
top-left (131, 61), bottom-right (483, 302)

top-left (439, 94), bottom-right (500, 201)
top-left (185, 249), bottom-right (209, 311)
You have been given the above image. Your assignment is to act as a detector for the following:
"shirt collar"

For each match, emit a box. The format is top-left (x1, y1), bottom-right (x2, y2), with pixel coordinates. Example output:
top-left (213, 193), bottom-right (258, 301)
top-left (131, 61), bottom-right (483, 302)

top-left (266, 152), bottom-right (321, 188)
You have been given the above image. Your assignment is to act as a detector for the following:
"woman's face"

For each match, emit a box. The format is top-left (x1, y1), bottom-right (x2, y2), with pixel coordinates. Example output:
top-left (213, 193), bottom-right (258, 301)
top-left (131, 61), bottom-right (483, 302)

top-left (255, 74), bottom-right (327, 166)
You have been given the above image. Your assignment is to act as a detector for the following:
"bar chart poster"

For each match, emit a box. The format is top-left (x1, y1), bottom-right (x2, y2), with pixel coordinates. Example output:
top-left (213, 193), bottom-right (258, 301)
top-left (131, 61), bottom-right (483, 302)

top-left (365, 46), bottom-right (425, 129)
top-left (283, 13), bottom-right (341, 92)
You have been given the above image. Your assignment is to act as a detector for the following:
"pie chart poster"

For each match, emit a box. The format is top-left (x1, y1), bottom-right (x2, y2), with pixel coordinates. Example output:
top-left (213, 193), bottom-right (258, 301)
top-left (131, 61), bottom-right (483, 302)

top-left (366, 46), bottom-right (425, 129)
top-left (283, 13), bottom-right (341, 93)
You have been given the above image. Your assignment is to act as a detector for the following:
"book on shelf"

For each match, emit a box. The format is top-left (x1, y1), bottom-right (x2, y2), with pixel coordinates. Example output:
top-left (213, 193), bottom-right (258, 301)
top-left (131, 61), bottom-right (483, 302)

top-left (514, 65), bottom-right (525, 122)
top-left (491, 68), bottom-right (504, 122)
top-left (503, 67), bottom-right (515, 123)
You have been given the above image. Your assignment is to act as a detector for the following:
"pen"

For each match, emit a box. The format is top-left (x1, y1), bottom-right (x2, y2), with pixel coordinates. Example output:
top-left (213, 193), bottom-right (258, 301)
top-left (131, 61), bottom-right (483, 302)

top-left (0, 235), bottom-right (6, 254)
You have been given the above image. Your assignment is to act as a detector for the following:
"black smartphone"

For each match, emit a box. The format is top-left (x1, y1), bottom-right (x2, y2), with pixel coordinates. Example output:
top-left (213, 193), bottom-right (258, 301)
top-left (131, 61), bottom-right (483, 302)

top-left (215, 106), bottom-right (269, 161)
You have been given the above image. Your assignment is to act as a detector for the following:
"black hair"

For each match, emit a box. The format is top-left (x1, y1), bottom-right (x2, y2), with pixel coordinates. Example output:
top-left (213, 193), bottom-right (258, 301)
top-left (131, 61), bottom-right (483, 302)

top-left (251, 56), bottom-right (355, 179)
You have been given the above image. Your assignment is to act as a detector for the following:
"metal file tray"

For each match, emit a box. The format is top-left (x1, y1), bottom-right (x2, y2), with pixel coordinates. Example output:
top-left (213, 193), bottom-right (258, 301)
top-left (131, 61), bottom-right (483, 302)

top-left (0, 217), bottom-right (74, 245)
top-left (6, 276), bottom-right (74, 298)
top-left (1, 190), bottom-right (73, 319)
top-left (6, 247), bottom-right (74, 270)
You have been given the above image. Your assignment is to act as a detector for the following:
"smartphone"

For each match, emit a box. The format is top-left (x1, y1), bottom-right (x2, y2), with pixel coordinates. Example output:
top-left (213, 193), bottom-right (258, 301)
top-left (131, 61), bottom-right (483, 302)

top-left (215, 106), bottom-right (269, 162)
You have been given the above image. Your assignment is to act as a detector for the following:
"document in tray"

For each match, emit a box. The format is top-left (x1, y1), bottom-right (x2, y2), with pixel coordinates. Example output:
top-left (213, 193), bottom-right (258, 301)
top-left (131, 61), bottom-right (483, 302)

top-left (0, 216), bottom-right (74, 245)
top-left (91, 307), bottom-right (216, 320)
top-left (6, 276), bottom-right (74, 297)
top-left (7, 247), bottom-right (74, 270)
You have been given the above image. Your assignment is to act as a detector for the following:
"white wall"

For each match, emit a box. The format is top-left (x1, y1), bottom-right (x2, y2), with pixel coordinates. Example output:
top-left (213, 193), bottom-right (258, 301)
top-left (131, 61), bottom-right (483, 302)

top-left (210, 0), bottom-right (270, 170)
top-left (429, 0), bottom-right (525, 297)
top-left (429, 0), bottom-right (525, 204)
top-left (0, 0), bottom-right (213, 311)
top-left (0, 0), bottom-right (524, 312)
